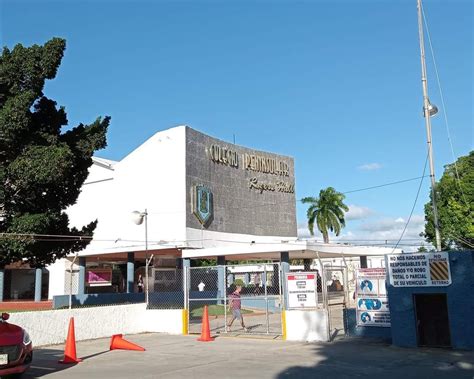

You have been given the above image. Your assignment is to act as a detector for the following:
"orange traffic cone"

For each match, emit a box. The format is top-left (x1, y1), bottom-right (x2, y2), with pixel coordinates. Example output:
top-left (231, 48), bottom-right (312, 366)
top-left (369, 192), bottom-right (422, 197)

top-left (110, 334), bottom-right (145, 351)
top-left (197, 305), bottom-right (214, 342)
top-left (59, 317), bottom-right (82, 364)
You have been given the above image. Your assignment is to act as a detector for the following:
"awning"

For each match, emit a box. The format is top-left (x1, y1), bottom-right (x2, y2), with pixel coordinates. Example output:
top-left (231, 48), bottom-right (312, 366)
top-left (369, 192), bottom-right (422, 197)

top-left (181, 241), bottom-right (401, 260)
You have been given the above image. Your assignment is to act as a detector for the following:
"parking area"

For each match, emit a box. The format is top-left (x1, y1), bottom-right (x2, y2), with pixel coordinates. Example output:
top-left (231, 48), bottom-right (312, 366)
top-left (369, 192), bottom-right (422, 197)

top-left (18, 333), bottom-right (474, 379)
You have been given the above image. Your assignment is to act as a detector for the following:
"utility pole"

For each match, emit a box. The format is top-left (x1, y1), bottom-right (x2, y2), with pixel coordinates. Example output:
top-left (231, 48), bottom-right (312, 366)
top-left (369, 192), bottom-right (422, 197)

top-left (417, 0), bottom-right (442, 251)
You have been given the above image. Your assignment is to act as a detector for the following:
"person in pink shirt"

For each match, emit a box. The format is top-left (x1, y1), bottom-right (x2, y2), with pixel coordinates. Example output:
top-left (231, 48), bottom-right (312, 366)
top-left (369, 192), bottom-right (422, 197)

top-left (227, 285), bottom-right (247, 332)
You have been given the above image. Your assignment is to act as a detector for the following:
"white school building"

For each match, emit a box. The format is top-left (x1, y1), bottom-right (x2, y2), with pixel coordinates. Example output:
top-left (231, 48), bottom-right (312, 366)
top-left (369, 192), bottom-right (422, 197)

top-left (2, 125), bottom-right (398, 302)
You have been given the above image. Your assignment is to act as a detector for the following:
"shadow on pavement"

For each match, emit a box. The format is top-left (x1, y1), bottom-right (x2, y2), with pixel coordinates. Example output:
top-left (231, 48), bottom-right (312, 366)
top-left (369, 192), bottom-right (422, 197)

top-left (276, 337), bottom-right (474, 379)
top-left (19, 347), bottom-right (112, 377)
top-left (20, 347), bottom-right (80, 378)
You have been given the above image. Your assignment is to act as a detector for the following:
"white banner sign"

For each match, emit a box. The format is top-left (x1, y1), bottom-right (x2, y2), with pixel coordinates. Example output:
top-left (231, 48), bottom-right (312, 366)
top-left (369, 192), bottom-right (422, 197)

top-left (388, 252), bottom-right (451, 287)
top-left (356, 268), bottom-right (390, 327)
top-left (286, 273), bottom-right (317, 309)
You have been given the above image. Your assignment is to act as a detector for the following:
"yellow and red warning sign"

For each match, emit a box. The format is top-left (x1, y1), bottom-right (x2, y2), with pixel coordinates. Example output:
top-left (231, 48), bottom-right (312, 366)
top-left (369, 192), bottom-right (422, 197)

top-left (429, 254), bottom-right (451, 285)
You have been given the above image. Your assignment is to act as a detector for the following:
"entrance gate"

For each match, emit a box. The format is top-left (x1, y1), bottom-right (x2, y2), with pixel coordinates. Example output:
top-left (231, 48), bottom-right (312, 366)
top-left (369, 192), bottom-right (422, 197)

top-left (186, 263), bottom-right (283, 336)
top-left (322, 265), bottom-right (349, 340)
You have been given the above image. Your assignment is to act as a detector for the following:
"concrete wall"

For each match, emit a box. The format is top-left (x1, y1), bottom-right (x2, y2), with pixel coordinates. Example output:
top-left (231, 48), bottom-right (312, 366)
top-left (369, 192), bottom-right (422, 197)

top-left (185, 127), bottom-right (296, 238)
top-left (63, 124), bottom-right (301, 257)
top-left (66, 126), bottom-right (187, 256)
top-left (47, 259), bottom-right (70, 300)
top-left (344, 308), bottom-right (392, 341)
top-left (388, 251), bottom-right (474, 350)
top-left (8, 304), bottom-right (183, 347)
top-left (53, 293), bottom-right (146, 309)
top-left (142, 309), bottom-right (183, 335)
top-left (66, 160), bottom-right (116, 240)
top-left (285, 309), bottom-right (329, 342)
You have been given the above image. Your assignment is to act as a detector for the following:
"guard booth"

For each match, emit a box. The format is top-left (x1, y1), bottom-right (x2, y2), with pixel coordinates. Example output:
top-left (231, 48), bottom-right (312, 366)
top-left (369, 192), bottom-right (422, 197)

top-left (386, 250), bottom-right (474, 350)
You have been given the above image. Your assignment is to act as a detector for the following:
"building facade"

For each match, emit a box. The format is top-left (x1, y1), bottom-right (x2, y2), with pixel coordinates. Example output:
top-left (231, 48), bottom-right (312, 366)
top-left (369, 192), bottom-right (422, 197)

top-left (1, 125), bottom-right (393, 303)
top-left (46, 125), bottom-right (298, 298)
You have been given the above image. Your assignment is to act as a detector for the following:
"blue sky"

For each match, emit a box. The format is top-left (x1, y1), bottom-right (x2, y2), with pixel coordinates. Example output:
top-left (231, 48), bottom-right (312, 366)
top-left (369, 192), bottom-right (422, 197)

top-left (2, 0), bottom-right (472, 249)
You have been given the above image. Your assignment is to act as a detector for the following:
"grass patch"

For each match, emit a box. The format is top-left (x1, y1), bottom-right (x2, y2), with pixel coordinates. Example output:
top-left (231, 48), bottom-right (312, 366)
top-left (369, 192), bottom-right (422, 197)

top-left (190, 305), bottom-right (253, 318)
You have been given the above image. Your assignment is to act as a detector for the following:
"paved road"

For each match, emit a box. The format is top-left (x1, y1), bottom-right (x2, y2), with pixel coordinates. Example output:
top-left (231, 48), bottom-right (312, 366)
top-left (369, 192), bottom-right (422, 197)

top-left (19, 334), bottom-right (474, 379)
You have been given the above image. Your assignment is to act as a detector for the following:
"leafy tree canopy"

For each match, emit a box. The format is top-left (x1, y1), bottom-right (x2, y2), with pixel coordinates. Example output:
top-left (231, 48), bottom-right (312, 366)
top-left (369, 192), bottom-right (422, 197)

top-left (191, 259), bottom-right (217, 267)
top-left (423, 151), bottom-right (474, 250)
top-left (0, 37), bottom-right (110, 267)
top-left (302, 187), bottom-right (349, 243)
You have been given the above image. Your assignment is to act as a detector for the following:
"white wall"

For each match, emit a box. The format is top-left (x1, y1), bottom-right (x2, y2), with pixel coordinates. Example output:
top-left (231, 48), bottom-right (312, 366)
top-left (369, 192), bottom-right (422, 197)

top-left (8, 305), bottom-right (183, 347)
top-left (186, 227), bottom-right (298, 250)
top-left (66, 126), bottom-right (187, 257)
top-left (141, 309), bottom-right (183, 335)
top-left (285, 309), bottom-right (329, 342)
top-left (47, 259), bottom-right (69, 300)
top-left (67, 160), bottom-right (116, 233)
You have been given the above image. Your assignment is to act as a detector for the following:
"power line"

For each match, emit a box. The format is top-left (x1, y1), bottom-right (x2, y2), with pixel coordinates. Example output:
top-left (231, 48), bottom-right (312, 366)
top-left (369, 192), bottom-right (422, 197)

top-left (0, 173), bottom-right (435, 229)
top-left (0, 232), bottom-right (215, 245)
top-left (0, 232), bottom-right (93, 240)
top-left (0, 232), bottom-right (426, 243)
top-left (341, 175), bottom-right (429, 195)
top-left (0, 231), bottom-right (428, 250)
top-left (224, 174), bottom-right (432, 211)
top-left (422, 6), bottom-right (470, 208)
top-left (447, 233), bottom-right (474, 249)
top-left (391, 153), bottom-right (429, 253)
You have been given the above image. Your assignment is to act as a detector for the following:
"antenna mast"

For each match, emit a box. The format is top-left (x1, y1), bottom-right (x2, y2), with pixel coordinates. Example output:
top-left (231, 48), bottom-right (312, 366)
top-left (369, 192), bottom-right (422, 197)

top-left (417, 0), bottom-right (442, 251)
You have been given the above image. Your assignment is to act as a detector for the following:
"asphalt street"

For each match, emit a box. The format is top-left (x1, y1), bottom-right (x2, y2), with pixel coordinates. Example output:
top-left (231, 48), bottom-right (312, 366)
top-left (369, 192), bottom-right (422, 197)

top-left (16, 333), bottom-right (474, 379)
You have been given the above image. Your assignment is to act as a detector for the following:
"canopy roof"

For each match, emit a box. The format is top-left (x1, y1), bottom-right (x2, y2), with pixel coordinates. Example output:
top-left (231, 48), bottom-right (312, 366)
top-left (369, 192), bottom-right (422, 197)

top-left (181, 241), bottom-right (401, 260)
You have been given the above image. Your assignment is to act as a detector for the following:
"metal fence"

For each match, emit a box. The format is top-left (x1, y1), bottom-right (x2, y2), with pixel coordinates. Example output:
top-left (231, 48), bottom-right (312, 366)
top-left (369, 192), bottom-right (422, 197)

top-left (321, 264), bottom-right (349, 340)
top-left (186, 263), bottom-right (283, 336)
top-left (148, 268), bottom-right (184, 309)
top-left (59, 257), bottom-right (357, 343)
top-left (58, 261), bottom-right (148, 309)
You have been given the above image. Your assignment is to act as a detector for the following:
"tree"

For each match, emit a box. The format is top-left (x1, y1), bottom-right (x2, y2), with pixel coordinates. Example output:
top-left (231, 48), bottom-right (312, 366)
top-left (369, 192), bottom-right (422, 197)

top-left (191, 259), bottom-right (217, 267)
top-left (0, 38), bottom-right (110, 268)
top-left (302, 187), bottom-right (349, 243)
top-left (423, 151), bottom-right (474, 250)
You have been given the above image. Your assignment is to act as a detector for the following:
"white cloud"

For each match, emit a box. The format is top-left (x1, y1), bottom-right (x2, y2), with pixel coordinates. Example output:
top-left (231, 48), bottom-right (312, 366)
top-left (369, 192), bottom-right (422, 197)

top-left (357, 163), bottom-right (383, 171)
top-left (345, 214), bottom-right (426, 246)
top-left (297, 214), bottom-right (427, 251)
top-left (297, 222), bottom-right (314, 239)
top-left (359, 215), bottom-right (424, 234)
top-left (345, 204), bottom-right (374, 221)
top-left (409, 214), bottom-right (425, 224)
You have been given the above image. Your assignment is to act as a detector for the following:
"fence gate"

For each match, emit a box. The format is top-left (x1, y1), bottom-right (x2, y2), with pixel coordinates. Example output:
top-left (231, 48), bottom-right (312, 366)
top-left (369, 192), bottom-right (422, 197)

top-left (322, 265), bottom-right (349, 340)
top-left (186, 263), bottom-right (283, 337)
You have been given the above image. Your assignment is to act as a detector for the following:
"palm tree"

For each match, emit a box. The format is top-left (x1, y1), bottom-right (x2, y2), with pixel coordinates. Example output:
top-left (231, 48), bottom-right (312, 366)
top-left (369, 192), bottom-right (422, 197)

top-left (302, 187), bottom-right (349, 243)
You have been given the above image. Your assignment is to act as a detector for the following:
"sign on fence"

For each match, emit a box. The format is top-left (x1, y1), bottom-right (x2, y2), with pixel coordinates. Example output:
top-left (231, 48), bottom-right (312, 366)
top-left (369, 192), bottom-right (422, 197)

top-left (286, 273), bottom-right (317, 309)
top-left (356, 268), bottom-right (390, 327)
top-left (387, 252), bottom-right (451, 287)
top-left (86, 268), bottom-right (112, 287)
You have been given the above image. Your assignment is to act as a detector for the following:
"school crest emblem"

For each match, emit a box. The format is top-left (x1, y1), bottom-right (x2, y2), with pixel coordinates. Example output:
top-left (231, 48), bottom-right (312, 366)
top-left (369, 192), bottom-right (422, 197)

top-left (193, 185), bottom-right (213, 226)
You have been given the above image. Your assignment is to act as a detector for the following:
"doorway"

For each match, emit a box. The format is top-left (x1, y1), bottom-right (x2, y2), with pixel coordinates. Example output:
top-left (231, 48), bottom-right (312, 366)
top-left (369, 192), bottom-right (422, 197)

top-left (324, 265), bottom-right (348, 340)
top-left (414, 293), bottom-right (451, 347)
